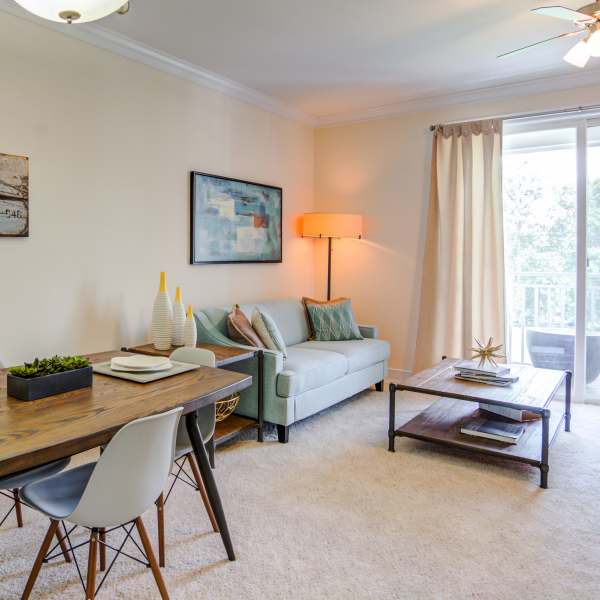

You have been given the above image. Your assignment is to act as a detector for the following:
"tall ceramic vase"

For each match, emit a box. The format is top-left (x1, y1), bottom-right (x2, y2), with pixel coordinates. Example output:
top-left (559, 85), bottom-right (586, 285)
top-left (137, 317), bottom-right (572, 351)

top-left (183, 304), bottom-right (197, 348)
top-left (151, 272), bottom-right (173, 351)
top-left (172, 286), bottom-right (186, 346)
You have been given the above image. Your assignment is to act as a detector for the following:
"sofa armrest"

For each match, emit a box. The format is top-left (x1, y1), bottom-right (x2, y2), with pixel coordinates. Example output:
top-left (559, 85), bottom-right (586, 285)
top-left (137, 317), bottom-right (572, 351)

top-left (194, 309), bottom-right (287, 422)
top-left (358, 324), bottom-right (379, 339)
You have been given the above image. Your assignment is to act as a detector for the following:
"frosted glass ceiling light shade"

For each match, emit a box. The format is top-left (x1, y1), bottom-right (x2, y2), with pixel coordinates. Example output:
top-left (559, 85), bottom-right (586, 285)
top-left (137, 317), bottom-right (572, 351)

top-left (563, 40), bottom-right (591, 68)
top-left (13, 0), bottom-right (128, 23)
top-left (586, 29), bottom-right (600, 57)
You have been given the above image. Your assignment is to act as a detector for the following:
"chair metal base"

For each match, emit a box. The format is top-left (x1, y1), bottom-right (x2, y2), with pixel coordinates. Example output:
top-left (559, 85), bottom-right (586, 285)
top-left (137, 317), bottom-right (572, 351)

top-left (1, 489), bottom-right (71, 564)
top-left (158, 452), bottom-right (218, 567)
top-left (23, 517), bottom-right (168, 599)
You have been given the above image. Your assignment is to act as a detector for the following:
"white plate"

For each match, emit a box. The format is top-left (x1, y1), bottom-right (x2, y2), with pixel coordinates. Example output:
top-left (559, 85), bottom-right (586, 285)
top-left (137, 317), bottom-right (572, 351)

top-left (111, 354), bottom-right (171, 371)
top-left (110, 360), bottom-right (173, 373)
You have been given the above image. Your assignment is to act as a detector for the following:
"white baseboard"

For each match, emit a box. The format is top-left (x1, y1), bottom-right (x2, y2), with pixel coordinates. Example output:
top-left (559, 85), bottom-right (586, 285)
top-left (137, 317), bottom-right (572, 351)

top-left (387, 368), bottom-right (411, 383)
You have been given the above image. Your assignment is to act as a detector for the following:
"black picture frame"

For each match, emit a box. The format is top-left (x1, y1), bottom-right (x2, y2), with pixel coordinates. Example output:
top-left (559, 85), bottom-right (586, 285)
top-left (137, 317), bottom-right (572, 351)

top-left (190, 171), bottom-right (283, 265)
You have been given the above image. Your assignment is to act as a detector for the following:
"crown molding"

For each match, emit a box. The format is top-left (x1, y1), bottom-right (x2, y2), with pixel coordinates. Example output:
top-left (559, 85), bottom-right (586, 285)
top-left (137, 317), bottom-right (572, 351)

top-left (0, 1), bottom-right (316, 125)
top-left (4, 1), bottom-right (600, 130)
top-left (315, 66), bottom-right (600, 128)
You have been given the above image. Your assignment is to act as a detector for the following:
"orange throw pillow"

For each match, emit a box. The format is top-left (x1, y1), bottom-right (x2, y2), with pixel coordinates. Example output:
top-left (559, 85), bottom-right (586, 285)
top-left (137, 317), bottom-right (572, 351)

top-left (227, 304), bottom-right (265, 348)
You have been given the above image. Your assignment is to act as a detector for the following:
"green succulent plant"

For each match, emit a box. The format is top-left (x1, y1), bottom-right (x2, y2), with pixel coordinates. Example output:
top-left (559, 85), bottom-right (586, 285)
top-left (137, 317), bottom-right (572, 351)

top-left (9, 355), bottom-right (90, 379)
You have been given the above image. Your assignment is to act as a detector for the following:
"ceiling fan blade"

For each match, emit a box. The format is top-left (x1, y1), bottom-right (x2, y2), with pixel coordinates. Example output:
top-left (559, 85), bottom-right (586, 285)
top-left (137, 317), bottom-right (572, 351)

top-left (498, 30), bottom-right (584, 58)
top-left (531, 6), bottom-right (596, 23)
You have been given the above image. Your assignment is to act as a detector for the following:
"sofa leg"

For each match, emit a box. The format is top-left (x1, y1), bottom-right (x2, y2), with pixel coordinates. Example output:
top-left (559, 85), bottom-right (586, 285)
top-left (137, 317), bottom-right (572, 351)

top-left (276, 425), bottom-right (289, 444)
top-left (375, 380), bottom-right (384, 392)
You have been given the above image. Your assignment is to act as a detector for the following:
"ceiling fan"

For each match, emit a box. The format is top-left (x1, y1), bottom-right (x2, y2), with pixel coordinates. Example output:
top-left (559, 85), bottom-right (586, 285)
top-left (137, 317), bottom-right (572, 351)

top-left (499, 2), bottom-right (600, 67)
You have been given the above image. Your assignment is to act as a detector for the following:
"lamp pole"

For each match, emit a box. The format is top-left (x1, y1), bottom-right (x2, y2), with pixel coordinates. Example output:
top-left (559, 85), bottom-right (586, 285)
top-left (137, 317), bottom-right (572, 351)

top-left (327, 237), bottom-right (332, 301)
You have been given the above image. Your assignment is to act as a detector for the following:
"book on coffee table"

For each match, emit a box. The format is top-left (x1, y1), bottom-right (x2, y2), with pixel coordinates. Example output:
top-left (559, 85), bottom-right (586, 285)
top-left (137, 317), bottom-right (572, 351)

top-left (454, 360), bottom-right (510, 376)
top-left (454, 361), bottom-right (519, 386)
top-left (460, 417), bottom-right (524, 444)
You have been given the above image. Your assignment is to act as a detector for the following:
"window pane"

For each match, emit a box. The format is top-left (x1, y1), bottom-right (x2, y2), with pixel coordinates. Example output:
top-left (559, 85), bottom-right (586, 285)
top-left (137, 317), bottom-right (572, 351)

top-left (503, 127), bottom-right (577, 373)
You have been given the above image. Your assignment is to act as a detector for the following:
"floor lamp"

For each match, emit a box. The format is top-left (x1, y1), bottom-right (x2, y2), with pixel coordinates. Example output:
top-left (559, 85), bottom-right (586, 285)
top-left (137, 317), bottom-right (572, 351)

top-left (302, 213), bottom-right (363, 300)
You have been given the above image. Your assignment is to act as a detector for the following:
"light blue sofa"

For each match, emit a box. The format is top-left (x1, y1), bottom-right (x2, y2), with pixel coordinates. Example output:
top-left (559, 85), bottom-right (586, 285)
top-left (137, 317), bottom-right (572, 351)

top-left (194, 298), bottom-right (389, 442)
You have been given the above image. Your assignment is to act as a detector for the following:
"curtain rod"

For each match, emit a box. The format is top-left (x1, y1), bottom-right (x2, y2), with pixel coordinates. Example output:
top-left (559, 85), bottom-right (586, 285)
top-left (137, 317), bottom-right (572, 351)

top-left (429, 103), bottom-right (600, 131)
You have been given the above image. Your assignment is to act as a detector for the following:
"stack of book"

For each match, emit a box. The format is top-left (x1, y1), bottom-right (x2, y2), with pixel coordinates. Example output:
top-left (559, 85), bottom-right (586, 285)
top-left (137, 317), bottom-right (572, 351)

top-left (454, 360), bottom-right (519, 387)
top-left (460, 417), bottom-right (524, 444)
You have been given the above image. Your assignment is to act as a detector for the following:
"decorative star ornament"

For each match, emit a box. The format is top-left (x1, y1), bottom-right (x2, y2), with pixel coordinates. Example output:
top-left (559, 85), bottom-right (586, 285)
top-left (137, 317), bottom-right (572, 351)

top-left (471, 337), bottom-right (505, 368)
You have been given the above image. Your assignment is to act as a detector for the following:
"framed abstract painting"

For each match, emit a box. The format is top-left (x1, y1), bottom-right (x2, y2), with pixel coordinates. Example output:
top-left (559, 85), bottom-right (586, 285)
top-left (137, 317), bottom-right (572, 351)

top-left (190, 171), bottom-right (282, 264)
top-left (0, 152), bottom-right (29, 237)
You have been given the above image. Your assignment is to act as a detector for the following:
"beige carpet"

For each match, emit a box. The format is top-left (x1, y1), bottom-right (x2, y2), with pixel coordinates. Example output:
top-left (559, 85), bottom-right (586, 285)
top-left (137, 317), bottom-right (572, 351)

top-left (1, 389), bottom-right (599, 600)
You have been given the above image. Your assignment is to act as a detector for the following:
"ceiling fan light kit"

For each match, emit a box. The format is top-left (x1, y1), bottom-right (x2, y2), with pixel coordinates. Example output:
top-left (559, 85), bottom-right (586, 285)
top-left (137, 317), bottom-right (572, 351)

top-left (12, 0), bottom-right (129, 24)
top-left (500, 2), bottom-right (600, 68)
top-left (564, 39), bottom-right (591, 66)
top-left (586, 27), bottom-right (600, 55)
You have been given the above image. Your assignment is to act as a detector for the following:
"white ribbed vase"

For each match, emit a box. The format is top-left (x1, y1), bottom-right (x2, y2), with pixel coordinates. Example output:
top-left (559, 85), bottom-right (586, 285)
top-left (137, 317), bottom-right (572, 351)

top-left (172, 286), bottom-right (186, 346)
top-left (152, 272), bottom-right (173, 351)
top-left (183, 305), bottom-right (197, 347)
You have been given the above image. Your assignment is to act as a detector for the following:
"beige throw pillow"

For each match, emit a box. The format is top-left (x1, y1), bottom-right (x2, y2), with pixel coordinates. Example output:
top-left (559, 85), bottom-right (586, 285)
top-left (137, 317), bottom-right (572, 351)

top-left (227, 304), bottom-right (265, 348)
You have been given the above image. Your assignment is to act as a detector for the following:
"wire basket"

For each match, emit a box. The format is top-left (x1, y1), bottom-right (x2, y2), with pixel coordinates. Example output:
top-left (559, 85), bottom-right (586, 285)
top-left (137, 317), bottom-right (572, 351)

top-left (215, 393), bottom-right (240, 422)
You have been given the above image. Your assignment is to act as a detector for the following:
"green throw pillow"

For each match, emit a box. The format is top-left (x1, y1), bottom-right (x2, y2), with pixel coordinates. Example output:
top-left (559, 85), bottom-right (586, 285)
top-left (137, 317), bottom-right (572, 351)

top-left (303, 298), bottom-right (363, 341)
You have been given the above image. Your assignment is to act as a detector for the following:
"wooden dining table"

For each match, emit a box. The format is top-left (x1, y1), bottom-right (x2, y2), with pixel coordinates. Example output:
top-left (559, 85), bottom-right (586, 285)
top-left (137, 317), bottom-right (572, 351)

top-left (0, 350), bottom-right (252, 562)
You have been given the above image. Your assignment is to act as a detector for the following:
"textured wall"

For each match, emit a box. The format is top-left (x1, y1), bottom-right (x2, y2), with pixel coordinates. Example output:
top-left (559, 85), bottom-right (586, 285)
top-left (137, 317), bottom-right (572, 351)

top-left (0, 12), bottom-right (314, 365)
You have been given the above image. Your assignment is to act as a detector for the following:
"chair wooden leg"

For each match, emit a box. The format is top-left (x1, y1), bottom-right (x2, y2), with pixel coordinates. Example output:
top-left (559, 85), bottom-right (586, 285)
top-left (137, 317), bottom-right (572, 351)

top-left (21, 519), bottom-right (60, 600)
top-left (186, 453), bottom-right (219, 533)
top-left (135, 516), bottom-right (170, 600)
top-left (155, 493), bottom-right (165, 567)
top-left (98, 528), bottom-right (106, 571)
top-left (55, 526), bottom-right (72, 563)
top-left (86, 529), bottom-right (98, 600)
top-left (13, 489), bottom-right (23, 527)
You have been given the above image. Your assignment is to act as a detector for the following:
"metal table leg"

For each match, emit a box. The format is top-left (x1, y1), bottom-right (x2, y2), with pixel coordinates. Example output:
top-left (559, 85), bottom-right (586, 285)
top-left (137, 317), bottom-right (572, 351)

top-left (540, 408), bottom-right (550, 489)
top-left (257, 350), bottom-right (264, 442)
top-left (206, 437), bottom-right (215, 469)
top-left (388, 383), bottom-right (396, 452)
top-left (564, 370), bottom-right (572, 432)
top-left (186, 411), bottom-right (235, 561)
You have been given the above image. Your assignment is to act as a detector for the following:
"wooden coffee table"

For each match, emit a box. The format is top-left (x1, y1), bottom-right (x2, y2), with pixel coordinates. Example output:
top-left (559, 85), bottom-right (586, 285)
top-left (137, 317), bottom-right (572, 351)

top-left (388, 358), bottom-right (572, 488)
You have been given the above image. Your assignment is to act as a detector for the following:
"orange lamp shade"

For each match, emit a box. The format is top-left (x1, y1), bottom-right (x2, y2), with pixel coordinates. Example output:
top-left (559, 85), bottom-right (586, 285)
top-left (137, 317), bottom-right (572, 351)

top-left (302, 213), bottom-right (363, 239)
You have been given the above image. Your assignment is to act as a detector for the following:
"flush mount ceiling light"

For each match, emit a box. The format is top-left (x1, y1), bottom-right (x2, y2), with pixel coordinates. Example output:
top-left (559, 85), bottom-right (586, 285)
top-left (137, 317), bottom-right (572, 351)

top-left (498, 2), bottom-right (600, 68)
top-left (13, 0), bottom-right (130, 24)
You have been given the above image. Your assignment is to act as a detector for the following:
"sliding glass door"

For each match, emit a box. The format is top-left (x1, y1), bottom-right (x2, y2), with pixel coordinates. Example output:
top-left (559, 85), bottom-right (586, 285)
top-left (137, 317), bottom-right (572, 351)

top-left (503, 116), bottom-right (600, 402)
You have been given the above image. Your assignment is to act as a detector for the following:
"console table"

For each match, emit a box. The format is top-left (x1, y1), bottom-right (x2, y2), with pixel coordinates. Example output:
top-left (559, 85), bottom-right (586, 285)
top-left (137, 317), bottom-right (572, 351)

top-left (122, 343), bottom-right (264, 446)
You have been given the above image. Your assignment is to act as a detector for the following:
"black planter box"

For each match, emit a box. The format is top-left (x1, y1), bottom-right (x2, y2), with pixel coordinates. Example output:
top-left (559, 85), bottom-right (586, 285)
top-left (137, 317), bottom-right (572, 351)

top-left (7, 366), bottom-right (93, 401)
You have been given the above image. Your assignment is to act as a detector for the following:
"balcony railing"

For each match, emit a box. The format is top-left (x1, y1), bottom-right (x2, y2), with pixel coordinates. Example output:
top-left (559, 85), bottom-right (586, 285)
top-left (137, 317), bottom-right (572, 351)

top-left (508, 271), bottom-right (600, 363)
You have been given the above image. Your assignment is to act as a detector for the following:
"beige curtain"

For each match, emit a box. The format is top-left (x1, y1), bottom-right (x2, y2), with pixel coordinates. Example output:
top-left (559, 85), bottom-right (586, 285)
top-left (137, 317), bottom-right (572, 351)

top-left (414, 119), bottom-right (505, 371)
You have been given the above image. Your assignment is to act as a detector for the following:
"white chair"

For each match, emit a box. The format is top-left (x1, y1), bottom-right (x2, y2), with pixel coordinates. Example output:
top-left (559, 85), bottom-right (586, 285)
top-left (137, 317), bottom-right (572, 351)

top-left (20, 407), bottom-right (182, 600)
top-left (155, 347), bottom-right (218, 567)
top-left (0, 459), bottom-right (72, 563)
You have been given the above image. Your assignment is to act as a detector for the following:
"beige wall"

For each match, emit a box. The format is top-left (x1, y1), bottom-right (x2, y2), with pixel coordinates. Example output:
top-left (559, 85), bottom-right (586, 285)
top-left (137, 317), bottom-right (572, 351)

top-left (0, 12), bottom-right (314, 366)
top-left (315, 83), bottom-right (600, 375)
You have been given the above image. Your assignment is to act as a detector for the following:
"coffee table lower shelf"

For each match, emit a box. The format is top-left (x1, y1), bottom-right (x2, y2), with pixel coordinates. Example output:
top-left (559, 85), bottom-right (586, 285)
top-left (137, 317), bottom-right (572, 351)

top-left (394, 397), bottom-right (565, 470)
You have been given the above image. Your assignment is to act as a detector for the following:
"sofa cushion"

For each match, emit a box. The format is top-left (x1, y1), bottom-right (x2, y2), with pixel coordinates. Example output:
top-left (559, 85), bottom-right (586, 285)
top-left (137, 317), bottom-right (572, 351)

top-left (276, 347), bottom-right (348, 397)
top-left (293, 339), bottom-right (390, 374)
top-left (303, 297), bottom-right (363, 341)
top-left (227, 304), bottom-right (265, 348)
top-left (252, 308), bottom-right (287, 357)
top-left (236, 299), bottom-right (311, 346)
